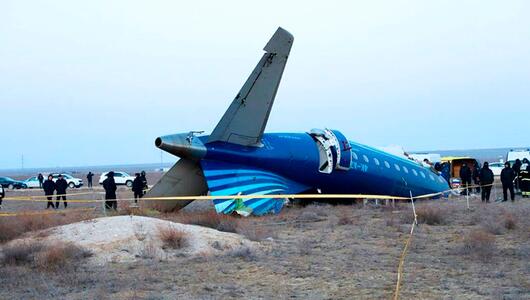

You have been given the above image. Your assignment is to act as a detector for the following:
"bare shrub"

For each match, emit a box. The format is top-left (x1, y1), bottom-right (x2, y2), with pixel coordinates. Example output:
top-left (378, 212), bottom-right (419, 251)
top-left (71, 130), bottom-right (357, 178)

top-left (236, 224), bottom-right (275, 241)
top-left (297, 211), bottom-right (321, 222)
top-left (225, 246), bottom-right (257, 261)
top-left (138, 242), bottom-right (158, 259)
top-left (503, 213), bottom-right (517, 230)
top-left (36, 242), bottom-right (93, 270)
top-left (415, 206), bottom-right (448, 225)
top-left (462, 229), bottom-right (496, 258)
top-left (157, 226), bottom-right (187, 250)
top-left (337, 213), bottom-right (354, 226)
top-left (1, 241), bottom-right (45, 265)
top-left (481, 221), bottom-right (505, 235)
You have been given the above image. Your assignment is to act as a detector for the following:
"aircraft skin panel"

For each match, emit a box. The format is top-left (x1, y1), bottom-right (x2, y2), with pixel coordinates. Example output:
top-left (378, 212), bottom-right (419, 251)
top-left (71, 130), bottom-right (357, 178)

top-left (200, 132), bottom-right (450, 200)
top-left (200, 159), bottom-right (309, 215)
top-left (207, 27), bottom-right (294, 147)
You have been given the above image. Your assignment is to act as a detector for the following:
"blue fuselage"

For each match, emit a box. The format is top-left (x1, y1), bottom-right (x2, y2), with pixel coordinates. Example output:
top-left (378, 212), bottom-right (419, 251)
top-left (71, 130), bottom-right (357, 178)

top-left (200, 132), bottom-right (449, 198)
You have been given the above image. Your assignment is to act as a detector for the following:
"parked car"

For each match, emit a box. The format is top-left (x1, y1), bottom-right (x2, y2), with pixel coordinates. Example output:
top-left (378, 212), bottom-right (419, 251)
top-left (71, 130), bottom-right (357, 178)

top-left (23, 176), bottom-right (42, 188)
top-left (48, 173), bottom-right (84, 188)
top-left (99, 171), bottom-right (135, 187)
top-left (0, 177), bottom-right (28, 189)
top-left (488, 162), bottom-right (504, 176)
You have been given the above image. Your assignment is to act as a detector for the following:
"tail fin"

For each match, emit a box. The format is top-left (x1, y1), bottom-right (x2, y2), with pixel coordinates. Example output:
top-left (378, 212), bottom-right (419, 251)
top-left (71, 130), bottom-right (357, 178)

top-left (207, 27), bottom-right (294, 147)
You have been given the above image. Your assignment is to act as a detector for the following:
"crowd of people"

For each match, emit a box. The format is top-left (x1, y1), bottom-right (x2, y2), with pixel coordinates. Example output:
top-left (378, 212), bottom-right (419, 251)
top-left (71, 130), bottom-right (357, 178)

top-left (457, 158), bottom-right (530, 202)
top-left (29, 171), bottom-right (149, 211)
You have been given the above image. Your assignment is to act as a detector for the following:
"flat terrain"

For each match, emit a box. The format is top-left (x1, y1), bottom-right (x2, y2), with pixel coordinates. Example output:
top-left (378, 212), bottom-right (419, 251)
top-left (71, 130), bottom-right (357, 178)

top-left (0, 185), bottom-right (529, 299)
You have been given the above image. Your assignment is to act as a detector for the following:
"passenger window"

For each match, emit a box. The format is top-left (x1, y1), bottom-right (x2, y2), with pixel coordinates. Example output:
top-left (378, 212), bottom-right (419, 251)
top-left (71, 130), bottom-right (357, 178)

top-left (384, 161), bottom-right (390, 168)
top-left (429, 174), bottom-right (435, 181)
top-left (420, 172), bottom-right (426, 178)
top-left (352, 152), bottom-right (358, 160)
top-left (412, 169), bottom-right (418, 176)
top-left (403, 166), bottom-right (409, 173)
top-left (373, 158), bottom-right (380, 166)
top-left (363, 155), bottom-right (369, 163)
top-left (394, 164), bottom-right (400, 171)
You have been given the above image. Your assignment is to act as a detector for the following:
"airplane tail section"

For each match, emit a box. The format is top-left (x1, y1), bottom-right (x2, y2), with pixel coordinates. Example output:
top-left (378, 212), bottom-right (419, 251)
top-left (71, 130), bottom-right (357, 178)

top-left (207, 27), bottom-right (294, 147)
top-left (142, 159), bottom-right (208, 212)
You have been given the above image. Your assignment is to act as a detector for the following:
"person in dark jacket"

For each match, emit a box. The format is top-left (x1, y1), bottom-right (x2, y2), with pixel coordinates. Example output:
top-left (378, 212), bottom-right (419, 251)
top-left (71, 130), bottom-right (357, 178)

top-left (0, 185), bottom-right (5, 209)
top-left (103, 171), bottom-right (118, 210)
top-left (86, 172), bottom-right (94, 188)
top-left (513, 159), bottom-right (522, 193)
top-left (37, 173), bottom-right (44, 188)
top-left (43, 175), bottom-right (56, 209)
top-left (55, 174), bottom-right (68, 208)
top-left (500, 162), bottom-right (516, 202)
top-left (472, 162), bottom-right (481, 193)
top-left (132, 173), bottom-right (144, 203)
top-left (479, 162), bottom-right (494, 202)
top-left (140, 171), bottom-right (148, 195)
top-left (459, 163), bottom-right (472, 195)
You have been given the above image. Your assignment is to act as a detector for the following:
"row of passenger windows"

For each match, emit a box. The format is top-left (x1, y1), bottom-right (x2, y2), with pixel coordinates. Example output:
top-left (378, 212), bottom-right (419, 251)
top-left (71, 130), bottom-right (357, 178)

top-left (352, 151), bottom-right (444, 183)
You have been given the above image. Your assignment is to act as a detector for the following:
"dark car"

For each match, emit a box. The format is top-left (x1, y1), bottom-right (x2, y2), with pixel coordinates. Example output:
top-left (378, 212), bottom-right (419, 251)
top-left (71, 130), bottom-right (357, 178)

top-left (0, 177), bottom-right (27, 189)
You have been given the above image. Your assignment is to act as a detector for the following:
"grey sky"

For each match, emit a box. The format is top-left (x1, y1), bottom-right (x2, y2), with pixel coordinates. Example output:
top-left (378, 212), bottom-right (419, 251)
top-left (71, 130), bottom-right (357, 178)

top-left (1, 0), bottom-right (529, 169)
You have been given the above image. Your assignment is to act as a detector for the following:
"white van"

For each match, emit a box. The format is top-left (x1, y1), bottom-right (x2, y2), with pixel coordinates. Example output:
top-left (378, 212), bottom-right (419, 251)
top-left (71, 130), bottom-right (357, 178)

top-left (506, 149), bottom-right (530, 163)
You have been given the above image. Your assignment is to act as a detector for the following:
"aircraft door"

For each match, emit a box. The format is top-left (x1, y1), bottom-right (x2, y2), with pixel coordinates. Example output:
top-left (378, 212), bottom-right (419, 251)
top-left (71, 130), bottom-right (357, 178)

top-left (330, 130), bottom-right (352, 171)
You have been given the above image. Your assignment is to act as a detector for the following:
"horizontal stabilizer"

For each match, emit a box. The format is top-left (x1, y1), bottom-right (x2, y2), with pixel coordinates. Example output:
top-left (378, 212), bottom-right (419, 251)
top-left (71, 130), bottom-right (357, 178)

top-left (142, 159), bottom-right (208, 212)
top-left (207, 27), bottom-right (294, 147)
top-left (200, 160), bottom-right (309, 215)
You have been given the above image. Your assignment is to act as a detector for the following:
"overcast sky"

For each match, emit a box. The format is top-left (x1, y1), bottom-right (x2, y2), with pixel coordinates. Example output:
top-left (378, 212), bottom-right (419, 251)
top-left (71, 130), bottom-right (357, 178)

top-left (1, 0), bottom-right (529, 169)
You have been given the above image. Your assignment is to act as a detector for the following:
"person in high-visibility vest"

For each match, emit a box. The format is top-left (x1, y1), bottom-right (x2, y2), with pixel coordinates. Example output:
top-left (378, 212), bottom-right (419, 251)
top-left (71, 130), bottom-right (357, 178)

top-left (520, 164), bottom-right (530, 198)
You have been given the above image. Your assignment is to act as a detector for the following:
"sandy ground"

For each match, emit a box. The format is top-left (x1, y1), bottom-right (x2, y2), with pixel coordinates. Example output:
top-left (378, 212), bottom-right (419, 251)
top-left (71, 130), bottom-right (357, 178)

top-left (0, 192), bottom-right (529, 299)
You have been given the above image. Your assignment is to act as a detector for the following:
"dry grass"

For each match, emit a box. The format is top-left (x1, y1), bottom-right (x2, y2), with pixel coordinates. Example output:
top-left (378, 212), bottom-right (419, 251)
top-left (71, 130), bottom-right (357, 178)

top-left (503, 213), bottom-right (517, 230)
top-left (0, 212), bottom-right (95, 244)
top-left (36, 242), bottom-right (93, 271)
top-left (461, 229), bottom-right (497, 258)
top-left (157, 226), bottom-right (188, 250)
top-left (2, 240), bottom-right (91, 271)
top-left (165, 211), bottom-right (242, 234)
top-left (1, 241), bottom-right (45, 265)
top-left (402, 205), bottom-right (449, 225)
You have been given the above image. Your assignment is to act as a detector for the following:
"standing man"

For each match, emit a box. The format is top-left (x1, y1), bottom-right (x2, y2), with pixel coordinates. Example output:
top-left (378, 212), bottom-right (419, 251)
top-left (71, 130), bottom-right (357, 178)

top-left (43, 174), bottom-right (56, 209)
top-left (0, 185), bottom-right (4, 210)
top-left (132, 173), bottom-right (144, 203)
top-left (459, 163), bottom-right (472, 195)
top-left (520, 164), bottom-right (530, 198)
top-left (479, 162), bottom-right (494, 202)
top-left (37, 173), bottom-right (44, 189)
top-left (513, 159), bottom-right (522, 193)
top-left (103, 171), bottom-right (118, 210)
top-left (472, 162), bottom-right (481, 194)
top-left (140, 171), bottom-right (148, 196)
top-left (86, 172), bottom-right (94, 188)
top-left (55, 174), bottom-right (68, 209)
top-left (500, 162), bottom-right (516, 202)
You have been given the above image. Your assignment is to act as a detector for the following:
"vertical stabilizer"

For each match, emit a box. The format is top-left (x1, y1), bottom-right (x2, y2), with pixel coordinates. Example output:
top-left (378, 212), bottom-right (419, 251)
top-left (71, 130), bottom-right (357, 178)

top-left (207, 27), bottom-right (294, 146)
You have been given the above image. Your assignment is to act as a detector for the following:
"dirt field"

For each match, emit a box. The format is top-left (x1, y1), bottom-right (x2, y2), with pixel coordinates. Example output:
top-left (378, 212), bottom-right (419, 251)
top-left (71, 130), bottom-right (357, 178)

top-left (0, 185), bottom-right (529, 299)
